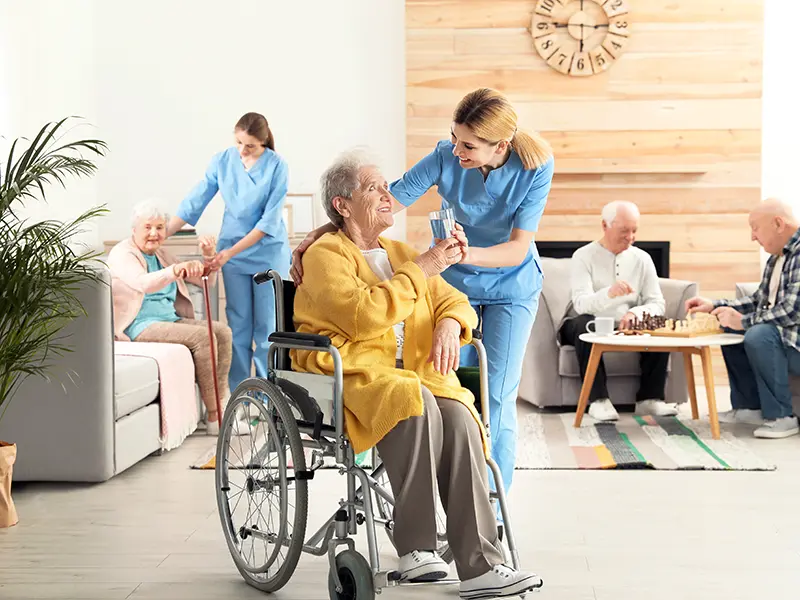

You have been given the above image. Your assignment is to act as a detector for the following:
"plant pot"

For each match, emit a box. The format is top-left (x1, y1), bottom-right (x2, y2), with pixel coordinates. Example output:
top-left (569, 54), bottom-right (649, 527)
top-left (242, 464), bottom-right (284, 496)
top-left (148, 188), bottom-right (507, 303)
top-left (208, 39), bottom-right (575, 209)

top-left (0, 441), bottom-right (18, 528)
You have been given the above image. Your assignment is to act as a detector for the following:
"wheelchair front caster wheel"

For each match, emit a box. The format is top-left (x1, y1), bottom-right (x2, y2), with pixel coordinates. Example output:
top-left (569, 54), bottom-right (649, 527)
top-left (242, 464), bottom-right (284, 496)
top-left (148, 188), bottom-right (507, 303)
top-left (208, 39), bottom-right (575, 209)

top-left (328, 550), bottom-right (374, 600)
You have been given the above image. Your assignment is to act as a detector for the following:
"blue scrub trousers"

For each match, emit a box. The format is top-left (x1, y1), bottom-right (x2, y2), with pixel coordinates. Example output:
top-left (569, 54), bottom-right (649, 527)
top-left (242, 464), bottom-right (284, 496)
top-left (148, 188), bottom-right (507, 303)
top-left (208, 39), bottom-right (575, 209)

top-left (460, 294), bottom-right (539, 497)
top-left (222, 265), bottom-right (283, 391)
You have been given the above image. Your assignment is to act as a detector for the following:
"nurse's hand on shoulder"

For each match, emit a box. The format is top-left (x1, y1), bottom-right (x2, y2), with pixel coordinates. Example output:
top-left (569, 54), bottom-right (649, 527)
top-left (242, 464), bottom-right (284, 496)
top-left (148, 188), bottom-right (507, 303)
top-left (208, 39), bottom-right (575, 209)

top-left (413, 237), bottom-right (463, 278)
top-left (173, 260), bottom-right (204, 279)
top-left (429, 317), bottom-right (461, 375)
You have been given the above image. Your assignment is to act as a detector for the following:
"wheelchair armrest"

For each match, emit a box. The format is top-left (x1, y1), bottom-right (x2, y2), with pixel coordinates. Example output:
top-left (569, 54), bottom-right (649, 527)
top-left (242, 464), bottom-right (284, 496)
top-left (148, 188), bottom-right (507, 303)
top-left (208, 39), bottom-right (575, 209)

top-left (268, 331), bottom-right (332, 349)
top-left (471, 329), bottom-right (482, 340)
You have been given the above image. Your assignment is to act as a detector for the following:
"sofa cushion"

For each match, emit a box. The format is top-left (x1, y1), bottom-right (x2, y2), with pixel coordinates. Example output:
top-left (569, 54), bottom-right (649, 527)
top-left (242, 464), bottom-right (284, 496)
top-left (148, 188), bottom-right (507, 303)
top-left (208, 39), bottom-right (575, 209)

top-left (559, 346), bottom-right (672, 378)
top-left (114, 354), bottom-right (159, 419)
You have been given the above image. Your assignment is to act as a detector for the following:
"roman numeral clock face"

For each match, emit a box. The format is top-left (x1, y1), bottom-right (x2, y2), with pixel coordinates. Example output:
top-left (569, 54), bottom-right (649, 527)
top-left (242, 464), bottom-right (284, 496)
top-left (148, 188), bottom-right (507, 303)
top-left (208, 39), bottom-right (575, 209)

top-left (531, 0), bottom-right (631, 76)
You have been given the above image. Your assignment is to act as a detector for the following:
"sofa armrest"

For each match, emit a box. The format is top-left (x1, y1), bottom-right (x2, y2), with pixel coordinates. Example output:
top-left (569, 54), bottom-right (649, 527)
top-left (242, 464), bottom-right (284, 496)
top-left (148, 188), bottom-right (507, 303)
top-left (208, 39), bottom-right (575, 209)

top-left (518, 293), bottom-right (561, 407)
top-left (735, 282), bottom-right (759, 299)
top-left (659, 278), bottom-right (699, 320)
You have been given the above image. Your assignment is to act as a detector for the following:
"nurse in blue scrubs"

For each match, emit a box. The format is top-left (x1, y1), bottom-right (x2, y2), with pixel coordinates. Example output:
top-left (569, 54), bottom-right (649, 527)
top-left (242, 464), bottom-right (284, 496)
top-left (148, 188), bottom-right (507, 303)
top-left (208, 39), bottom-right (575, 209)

top-left (292, 88), bottom-right (553, 495)
top-left (389, 88), bottom-right (554, 494)
top-left (168, 112), bottom-right (291, 392)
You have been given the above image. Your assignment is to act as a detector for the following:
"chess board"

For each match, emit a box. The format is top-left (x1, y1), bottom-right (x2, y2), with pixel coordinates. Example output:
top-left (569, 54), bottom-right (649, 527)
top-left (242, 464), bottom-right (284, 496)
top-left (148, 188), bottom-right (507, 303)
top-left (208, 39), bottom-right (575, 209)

top-left (619, 312), bottom-right (724, 337)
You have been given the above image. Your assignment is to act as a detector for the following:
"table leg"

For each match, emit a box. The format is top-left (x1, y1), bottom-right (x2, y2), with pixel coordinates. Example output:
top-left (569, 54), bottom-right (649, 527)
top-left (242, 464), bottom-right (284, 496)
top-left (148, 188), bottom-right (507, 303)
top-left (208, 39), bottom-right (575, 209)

top-left (574, 344), bottom-right (603, 428)
top-left (700, 346), bottom-right (720, 440)
top-left (682, 350), bottom-right (699, 420)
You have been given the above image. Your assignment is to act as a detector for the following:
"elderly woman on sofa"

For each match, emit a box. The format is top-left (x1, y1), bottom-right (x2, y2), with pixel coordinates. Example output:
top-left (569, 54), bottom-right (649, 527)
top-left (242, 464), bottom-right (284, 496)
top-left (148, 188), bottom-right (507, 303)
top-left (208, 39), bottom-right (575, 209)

top-left (291, 152), bottom-right (541, 599)
top-left (109, 200), bottom-right (237, 435)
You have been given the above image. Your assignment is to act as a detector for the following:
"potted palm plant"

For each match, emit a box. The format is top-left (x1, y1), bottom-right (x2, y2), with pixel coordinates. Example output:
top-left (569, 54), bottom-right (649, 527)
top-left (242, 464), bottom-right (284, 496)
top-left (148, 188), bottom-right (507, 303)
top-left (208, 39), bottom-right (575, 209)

top-left (0, 118), bottom-right (108, 527)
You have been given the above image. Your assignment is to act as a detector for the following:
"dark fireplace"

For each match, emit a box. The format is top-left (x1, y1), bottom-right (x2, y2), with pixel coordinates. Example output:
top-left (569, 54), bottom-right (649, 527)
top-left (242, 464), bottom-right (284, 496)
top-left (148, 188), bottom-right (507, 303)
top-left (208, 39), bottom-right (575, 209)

top-left (537, 241), bottom-right (671, 279)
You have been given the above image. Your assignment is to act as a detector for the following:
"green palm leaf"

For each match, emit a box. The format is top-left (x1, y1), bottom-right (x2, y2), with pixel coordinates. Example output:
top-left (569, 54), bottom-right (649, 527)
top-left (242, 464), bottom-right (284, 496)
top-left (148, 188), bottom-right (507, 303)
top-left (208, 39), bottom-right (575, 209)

top-left (0, 118), bottom-right (108, 421)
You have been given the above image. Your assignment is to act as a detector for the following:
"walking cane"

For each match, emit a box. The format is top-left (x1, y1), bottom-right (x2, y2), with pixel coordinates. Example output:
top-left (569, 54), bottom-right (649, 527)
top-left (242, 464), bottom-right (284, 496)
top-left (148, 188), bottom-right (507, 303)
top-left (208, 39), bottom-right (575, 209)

top-left (201, 268), bottom-right (223, 425)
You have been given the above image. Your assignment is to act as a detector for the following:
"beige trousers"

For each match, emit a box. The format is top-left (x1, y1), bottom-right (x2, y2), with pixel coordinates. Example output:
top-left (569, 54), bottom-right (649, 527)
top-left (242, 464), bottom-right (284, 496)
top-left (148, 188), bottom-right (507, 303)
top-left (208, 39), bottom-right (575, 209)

top-left (137, 319), bottom-right (233, 419)
top-left (376, 376), bottom-right (504, 580)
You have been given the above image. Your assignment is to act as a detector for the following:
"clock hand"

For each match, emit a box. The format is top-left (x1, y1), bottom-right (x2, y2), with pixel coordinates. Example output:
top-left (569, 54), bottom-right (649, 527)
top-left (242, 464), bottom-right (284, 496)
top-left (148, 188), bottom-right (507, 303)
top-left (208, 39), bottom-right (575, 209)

top-left (580, 23), bottom-right (584, 53)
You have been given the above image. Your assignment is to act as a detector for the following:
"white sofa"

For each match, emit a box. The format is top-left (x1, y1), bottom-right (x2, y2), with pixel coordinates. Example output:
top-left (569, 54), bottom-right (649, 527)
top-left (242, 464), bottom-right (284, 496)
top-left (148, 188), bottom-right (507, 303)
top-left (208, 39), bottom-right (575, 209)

top-left (0, 266), bottom-right (211, 482)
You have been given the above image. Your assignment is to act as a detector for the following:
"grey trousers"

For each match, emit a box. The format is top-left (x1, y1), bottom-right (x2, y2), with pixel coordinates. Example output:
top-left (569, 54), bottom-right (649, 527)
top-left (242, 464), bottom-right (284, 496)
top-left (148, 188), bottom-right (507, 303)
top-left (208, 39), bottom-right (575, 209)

top-left (376, 379), bottom-right (504, 580)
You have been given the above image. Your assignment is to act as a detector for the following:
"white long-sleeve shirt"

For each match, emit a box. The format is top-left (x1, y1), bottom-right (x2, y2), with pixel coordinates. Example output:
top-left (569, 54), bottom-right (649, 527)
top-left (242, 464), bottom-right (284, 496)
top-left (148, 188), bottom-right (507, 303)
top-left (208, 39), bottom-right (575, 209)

top-left (569, 241), bottom-right (665, 322)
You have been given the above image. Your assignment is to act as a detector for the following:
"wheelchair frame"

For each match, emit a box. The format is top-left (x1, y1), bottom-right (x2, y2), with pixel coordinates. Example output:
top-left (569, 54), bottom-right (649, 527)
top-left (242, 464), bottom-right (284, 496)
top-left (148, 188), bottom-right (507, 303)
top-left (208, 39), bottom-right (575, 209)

top-left (215, 269), bottom-right (525, 598)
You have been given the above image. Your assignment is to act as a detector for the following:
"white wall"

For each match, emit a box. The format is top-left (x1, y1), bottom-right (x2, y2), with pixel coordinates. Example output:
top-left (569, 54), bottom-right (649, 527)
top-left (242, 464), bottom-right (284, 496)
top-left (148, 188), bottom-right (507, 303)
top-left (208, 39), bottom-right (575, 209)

top-left (0, 0), bottom-right (406, 247)
top-left (762, 0), bottom-right (799, 213)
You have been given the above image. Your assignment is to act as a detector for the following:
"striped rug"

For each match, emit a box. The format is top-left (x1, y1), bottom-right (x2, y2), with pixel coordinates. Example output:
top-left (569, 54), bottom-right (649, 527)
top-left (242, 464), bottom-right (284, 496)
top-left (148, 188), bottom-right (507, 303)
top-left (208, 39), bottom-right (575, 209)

top-left (516, 407), bottom-right (776, 471)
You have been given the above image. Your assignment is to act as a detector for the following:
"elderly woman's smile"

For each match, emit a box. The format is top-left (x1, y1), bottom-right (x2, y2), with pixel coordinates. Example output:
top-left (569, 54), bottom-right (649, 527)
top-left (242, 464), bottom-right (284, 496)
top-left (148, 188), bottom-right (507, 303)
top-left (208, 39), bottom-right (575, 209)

top-left (135, 219), bottom-right (167, 254)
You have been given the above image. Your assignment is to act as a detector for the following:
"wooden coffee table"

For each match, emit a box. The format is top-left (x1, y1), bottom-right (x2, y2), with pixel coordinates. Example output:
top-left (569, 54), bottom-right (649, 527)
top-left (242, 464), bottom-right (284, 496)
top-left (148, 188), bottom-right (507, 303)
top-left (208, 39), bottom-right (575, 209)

top-left (573, 332), bottom-right (745, 439)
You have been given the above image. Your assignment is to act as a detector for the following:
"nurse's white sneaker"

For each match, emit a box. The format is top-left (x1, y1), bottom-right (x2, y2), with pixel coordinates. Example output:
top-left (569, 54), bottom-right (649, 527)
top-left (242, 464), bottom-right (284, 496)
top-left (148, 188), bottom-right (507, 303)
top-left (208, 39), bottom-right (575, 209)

top-left (635, 399), bottom-right (679, 417)
top-left (588, 398), bottom-right (618, 421)
top-left (459, 564), bottom-right (543, 599)
top-left (398, 550), bottom-right (449, 582)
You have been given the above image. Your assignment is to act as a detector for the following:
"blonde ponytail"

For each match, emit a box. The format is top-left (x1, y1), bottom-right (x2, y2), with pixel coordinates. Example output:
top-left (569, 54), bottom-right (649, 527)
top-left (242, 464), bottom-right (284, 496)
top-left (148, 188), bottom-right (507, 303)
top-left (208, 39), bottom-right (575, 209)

top-left (511, 129), bottom-right (553, 170)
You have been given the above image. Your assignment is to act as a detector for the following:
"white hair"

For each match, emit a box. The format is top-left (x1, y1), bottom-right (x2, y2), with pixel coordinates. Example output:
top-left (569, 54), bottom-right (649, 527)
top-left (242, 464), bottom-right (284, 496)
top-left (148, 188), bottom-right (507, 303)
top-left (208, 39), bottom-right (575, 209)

top-left (131, 199), bottom-right (169, 228)
top-left (319, 148), bottom-right (381, 229)
top-left (601, 201), bottom-right (640, 226)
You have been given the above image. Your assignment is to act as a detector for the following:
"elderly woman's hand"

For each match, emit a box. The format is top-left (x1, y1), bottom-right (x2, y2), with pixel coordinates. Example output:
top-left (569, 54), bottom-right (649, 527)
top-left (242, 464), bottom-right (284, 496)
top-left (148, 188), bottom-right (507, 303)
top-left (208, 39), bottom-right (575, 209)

top-left (429, 317), bottom-right (462, 375)
top-left (413, 238), bottom-right (463, 278)
top-left (173, 260), bottom-right (205, 279)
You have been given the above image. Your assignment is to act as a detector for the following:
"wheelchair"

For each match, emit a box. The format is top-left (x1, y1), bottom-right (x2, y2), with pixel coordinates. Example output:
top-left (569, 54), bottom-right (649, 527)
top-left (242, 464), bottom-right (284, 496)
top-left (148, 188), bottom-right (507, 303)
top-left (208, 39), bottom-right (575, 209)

top-left (214, 269), bottom-right (536, 599)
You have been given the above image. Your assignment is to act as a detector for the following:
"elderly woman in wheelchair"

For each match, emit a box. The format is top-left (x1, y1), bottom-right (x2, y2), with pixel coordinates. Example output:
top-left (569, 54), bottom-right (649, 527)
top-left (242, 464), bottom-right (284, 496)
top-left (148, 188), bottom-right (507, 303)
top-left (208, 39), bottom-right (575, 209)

top-left (213, 151), bottom-right (541, 600)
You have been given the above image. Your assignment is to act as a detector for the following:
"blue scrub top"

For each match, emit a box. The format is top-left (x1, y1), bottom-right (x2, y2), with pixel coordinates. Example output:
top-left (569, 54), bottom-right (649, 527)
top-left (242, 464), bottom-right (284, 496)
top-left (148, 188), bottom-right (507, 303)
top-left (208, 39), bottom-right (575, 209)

top-left (389, 140), bottom-right (554, 303)
top-left (176, 147), bottom-right (291, 275)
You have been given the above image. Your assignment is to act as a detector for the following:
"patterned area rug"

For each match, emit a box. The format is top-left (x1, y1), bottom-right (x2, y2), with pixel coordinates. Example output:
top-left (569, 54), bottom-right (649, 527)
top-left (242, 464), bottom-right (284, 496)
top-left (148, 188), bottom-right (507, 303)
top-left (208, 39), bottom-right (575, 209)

top-left (516, 407), bottom-right (776, 471)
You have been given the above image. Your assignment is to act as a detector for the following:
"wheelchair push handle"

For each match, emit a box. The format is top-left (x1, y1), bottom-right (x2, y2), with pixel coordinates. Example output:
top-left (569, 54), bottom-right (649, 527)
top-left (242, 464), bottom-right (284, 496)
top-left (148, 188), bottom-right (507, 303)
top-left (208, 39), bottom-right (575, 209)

top-left (253, 269), bottom-right (283, 285)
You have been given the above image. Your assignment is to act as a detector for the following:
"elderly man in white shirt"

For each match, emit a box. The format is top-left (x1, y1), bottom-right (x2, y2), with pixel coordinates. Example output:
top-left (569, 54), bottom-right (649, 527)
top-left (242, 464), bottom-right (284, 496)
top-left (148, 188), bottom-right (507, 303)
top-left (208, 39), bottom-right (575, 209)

top-left (558, 201), bottom-right (677, 422)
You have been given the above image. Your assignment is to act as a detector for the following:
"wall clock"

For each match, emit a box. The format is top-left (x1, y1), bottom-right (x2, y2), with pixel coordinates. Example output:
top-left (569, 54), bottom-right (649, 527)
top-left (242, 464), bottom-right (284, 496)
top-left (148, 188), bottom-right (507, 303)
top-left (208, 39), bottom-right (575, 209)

top-left (531, 0), bottom-right (631, 76)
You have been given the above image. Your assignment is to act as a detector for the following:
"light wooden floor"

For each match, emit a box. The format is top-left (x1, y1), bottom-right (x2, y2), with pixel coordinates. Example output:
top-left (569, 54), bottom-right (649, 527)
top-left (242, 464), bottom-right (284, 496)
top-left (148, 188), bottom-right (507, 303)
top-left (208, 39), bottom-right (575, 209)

top-left (3, 389), bottom-right (800, 600)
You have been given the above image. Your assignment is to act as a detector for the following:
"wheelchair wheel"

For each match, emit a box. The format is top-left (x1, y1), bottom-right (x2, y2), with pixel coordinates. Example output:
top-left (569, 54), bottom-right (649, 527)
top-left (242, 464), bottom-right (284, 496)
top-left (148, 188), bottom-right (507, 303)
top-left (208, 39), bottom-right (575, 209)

top-left (372, 463), bottom-right (452, 564)
top-left (215, 377), bottom-right (308, 592)
top-left (328, 549), bottom-right (374, 600)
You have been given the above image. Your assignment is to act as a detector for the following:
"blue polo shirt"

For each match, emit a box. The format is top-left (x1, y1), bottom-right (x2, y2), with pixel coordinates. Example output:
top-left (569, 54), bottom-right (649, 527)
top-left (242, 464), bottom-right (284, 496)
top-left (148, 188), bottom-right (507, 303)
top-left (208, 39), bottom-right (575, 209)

top-left (389, 140), bottom-right (554, 303)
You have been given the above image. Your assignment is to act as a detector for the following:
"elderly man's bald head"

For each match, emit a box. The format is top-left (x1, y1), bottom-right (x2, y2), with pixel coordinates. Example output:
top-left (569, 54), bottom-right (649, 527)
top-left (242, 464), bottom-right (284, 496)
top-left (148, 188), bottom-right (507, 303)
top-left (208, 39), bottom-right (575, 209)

top-left (750, 198), bottom-right (796, 222)
top-left (748, 198), bottom-right (799, 255)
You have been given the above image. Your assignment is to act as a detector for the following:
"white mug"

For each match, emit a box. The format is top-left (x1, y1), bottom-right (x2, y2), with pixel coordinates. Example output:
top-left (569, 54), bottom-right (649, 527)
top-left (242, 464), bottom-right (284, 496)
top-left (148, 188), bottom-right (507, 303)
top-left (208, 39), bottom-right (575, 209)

top-left (586, 317), bottom-right (615, 336)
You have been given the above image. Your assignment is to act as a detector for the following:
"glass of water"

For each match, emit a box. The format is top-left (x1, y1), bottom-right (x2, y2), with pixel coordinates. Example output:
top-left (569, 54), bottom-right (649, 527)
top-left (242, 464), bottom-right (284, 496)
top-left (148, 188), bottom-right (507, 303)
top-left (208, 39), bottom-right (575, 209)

top-left (429, 208), bottom-right (456, 240)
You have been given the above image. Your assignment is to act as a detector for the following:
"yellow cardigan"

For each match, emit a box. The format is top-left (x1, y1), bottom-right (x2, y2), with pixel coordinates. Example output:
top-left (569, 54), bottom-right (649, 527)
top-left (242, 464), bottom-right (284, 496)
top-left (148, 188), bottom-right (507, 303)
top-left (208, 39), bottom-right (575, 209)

top-left (291, 231), bottom-right (485, 455)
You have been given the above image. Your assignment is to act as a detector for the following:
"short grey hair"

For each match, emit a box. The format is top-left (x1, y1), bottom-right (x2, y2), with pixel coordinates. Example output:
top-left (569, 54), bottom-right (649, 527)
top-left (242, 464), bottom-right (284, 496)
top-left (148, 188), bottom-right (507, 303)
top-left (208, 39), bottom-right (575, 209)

top-left (131, 199), bottom-right (169, 228)
top-left (601, 200), bottom-right (640, 227)
top-left (320, 149), bottom-right (378, 230)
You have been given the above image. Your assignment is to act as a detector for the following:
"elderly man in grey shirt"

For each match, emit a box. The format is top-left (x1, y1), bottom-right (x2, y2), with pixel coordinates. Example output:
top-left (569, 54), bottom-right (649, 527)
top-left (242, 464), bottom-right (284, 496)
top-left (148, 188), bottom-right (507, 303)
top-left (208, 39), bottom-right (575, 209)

top-left (559, 201), bottom-right (676, 421)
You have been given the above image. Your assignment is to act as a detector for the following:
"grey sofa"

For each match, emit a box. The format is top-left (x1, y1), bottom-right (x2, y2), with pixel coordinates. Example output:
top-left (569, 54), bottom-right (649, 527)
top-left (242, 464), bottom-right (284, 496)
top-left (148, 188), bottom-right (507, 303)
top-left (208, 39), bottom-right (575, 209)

top-left (0, 266), bottom-right (212, 482)
top-left (518, 257), bottom-right (698, 408)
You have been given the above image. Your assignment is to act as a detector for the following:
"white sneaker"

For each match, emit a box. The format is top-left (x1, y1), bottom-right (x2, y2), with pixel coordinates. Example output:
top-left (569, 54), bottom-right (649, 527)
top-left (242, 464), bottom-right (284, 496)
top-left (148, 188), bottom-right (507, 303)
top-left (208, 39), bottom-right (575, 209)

top-left (459, 564), bottom-right (543, 599)
top-left (398, 550), bottom-right (448, 582)
top-left (588, 398), bottom-right (619, 421)
top-left (207, 414), bottom-right (252, 436)
top-left (754, 416), bottom-right (800, 439)
top-left (718, 409), bottom-right (764, 425)
top-left (635, 399), bottom-right (679, 417)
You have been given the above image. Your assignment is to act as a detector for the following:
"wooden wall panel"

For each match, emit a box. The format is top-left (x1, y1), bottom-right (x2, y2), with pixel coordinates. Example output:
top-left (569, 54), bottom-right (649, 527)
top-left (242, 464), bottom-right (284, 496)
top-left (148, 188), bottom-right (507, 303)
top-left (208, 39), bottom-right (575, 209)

top-left (406, 0), bottom-right (764, 387)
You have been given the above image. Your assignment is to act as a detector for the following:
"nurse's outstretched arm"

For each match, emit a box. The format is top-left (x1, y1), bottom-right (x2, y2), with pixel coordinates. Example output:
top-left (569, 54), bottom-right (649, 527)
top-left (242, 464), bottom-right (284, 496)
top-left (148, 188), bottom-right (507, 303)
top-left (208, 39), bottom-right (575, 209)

top-left (465, 158), bottom-right (554, 268)
top-left (388, 145), bottom-right (443, 209)
top-left (168, 155), bottom-right (221, 236)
